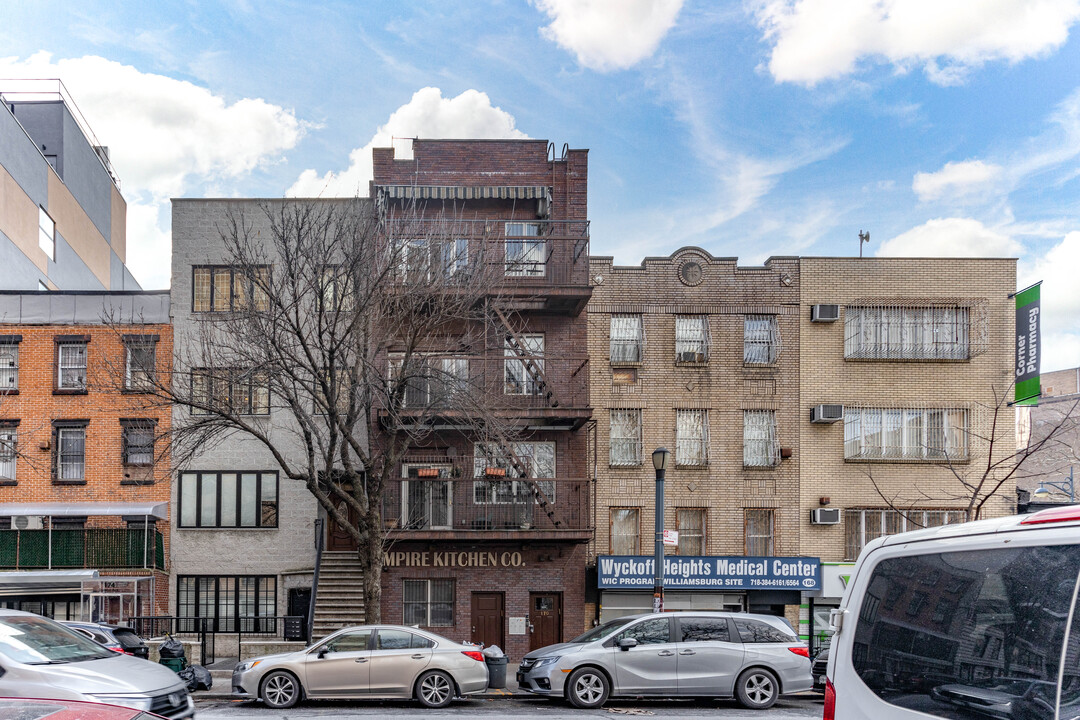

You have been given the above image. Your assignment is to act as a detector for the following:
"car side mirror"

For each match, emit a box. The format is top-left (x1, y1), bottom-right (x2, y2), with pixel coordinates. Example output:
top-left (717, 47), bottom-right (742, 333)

top-left (317, 647), bottom-right (329, 659)
top-left (618, 638), bottom-right (638, 651)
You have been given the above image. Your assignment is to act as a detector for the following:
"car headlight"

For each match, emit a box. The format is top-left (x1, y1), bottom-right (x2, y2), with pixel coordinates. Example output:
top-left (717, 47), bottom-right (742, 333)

top-left (88, 695), bottom-right (153, 711)
top-left (236, 659), bottom-right (262, 673)
top-left (532, 656), bottom-right (560, 668)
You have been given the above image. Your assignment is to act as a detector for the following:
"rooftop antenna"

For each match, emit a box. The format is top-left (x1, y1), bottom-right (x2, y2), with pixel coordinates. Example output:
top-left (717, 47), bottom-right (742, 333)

top-left (858, 230), bottom-right (870, 258)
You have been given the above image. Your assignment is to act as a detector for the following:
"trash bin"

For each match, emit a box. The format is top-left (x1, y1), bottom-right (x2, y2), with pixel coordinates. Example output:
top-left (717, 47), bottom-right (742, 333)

top-left (485, 655), bottom-right (507, 689)
top-left (159, 656), bottom-right (186, 673)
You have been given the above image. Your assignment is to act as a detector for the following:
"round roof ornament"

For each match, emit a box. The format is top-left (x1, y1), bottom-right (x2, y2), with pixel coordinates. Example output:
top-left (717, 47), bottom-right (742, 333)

top-left (679, 259), bottom-right (704, 286)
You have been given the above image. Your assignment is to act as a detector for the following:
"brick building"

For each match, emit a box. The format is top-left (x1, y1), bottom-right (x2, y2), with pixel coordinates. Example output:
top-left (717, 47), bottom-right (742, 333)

top-left (0, 81), bottom-right (140, 291)
top-left (370, 140), bottom-right (593, 659)
top-left (798, 257), bottom-right (1016, 652)
top-left (586, 250), bottom-right (806, 625)
top-left (0, 290), bottom-right (171, 620)
top-left (1015, 366), bottom-right (1079, 509)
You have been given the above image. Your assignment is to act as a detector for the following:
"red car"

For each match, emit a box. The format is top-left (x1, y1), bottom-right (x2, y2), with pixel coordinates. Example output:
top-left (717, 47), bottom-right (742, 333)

top-left (0, 698), bottom-right (166, 720)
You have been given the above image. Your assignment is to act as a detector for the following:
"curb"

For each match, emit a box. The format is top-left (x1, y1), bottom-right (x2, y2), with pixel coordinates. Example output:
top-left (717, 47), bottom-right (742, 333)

top-left (194, 689), bottom-right (528, 702)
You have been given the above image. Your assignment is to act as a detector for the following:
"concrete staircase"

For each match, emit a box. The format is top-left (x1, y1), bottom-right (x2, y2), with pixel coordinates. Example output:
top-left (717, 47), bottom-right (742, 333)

top-left (312, 550), bottom-right (366, 640)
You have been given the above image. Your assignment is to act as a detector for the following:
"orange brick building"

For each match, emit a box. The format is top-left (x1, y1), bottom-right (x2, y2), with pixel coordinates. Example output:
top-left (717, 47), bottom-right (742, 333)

top-left (0, 290), bottom-right (171, 621)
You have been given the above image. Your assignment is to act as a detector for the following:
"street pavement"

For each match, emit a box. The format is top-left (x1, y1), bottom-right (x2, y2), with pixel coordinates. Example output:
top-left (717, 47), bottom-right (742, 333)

top-left (193, 694), bottom-right (825, 718)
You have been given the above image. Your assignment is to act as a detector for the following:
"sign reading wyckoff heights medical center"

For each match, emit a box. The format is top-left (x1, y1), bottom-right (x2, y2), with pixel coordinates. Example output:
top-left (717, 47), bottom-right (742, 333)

top-left (598, 556), bottom-right (821, 591)
top-left (1014, 282), bottom-right (1041, 406)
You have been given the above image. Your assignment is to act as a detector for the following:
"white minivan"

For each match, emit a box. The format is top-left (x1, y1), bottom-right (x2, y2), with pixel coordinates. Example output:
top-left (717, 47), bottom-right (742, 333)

top-left (825, 505), bottom-right (1080, 720)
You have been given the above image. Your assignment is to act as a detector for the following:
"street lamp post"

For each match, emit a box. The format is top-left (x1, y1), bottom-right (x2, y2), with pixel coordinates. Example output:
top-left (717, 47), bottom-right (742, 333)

top-left (1034, 466), bottom-right (1075, 503)
top-left (652, 447), bottom-right (670, 614)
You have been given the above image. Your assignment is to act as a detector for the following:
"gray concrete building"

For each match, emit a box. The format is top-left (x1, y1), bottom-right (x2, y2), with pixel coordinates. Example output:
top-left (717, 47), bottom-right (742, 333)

top-left (1, 81), bottom-right (140, 290)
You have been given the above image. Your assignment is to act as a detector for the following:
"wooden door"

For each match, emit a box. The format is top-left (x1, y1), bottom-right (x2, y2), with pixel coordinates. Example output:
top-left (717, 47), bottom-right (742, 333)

top-left (529, 592), bottom-right (561, 651)
top-left (327, 501), bottom-right (357, 551)
top-left (471, 592), bottom-right (504, 649)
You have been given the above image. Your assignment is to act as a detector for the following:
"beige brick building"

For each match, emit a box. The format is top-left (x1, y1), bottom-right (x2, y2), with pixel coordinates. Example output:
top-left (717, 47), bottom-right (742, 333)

top-left (587, 249), bottom-right (804, 623)
top-left (799, 257), bottom-right (1016, 650)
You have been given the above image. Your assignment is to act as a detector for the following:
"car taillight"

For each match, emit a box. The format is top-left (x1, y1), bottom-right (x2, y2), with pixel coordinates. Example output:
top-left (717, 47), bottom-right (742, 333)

top-left (462, 650), bottom-right (484, 662)
top-left (788, 646), bottom-right (809, 658)
top-left (823, 677), bottom-right (836, 720)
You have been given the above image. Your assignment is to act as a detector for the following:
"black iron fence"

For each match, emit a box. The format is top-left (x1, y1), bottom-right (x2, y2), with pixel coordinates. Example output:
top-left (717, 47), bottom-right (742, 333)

top-left (0, 529), bottom-right (164, 569)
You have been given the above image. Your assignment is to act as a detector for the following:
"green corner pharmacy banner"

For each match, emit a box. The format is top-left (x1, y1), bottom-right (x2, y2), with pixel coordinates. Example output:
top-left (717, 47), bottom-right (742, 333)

top-left (1014, 282), bottom-right (1041, 406)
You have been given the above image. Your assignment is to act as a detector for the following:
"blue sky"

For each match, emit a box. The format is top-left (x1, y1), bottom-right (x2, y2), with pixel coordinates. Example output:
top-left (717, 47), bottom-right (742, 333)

top-left (2, 0), bottom-right (1078, 370)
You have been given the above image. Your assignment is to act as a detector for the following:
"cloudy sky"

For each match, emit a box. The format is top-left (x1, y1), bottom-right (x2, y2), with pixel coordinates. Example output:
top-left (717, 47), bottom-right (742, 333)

top-left (2, 0), bottom-right (1078, 371)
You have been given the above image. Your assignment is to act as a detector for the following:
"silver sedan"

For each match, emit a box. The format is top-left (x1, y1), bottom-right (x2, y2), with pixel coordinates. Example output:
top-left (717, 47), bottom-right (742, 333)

top-left (232, 624), bottom-right (489, 709)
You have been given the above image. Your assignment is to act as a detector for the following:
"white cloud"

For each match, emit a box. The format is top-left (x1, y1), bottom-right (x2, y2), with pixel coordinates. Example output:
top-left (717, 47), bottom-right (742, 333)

top-left (0, 52), bottom-right (306, 199)
top-left (533, 0), bottom-right (684, 71)
top-left (876, 217), bottom-right (1022, 257)
top-left (754, 0), bottom-right (1080, 86)
top-left (913, 160), bottom-right (1005, 202)
top-left (288, 88), bottom-right (526, 198)
top-left (1020, 232), bottom-right (1080, 371)
top-left (124, 201), bottom-right (171, 289)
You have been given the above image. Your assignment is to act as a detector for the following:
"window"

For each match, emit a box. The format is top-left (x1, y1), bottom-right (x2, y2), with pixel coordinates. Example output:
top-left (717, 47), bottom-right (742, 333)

top-left (616, 618), bottom-right (670, 645)
top-left (675, 409), bottom-right (708, 466)
top-left (676, 508), bottom-right (705, 555)
top-left (473, 442), bottom-right (555, 503)
top-left (191, 369), bottom-right (270, 415)
top-left (734, 617), bottom-right (797, 643)
top-left (178, 471), bottom-right (279, 528)
top-left (121, 420), bottom-right (155, 466)
top-left (844, 408), bottom-right (969, 461)
top-left (53, 425), bottom-right (85, 481)
top-left (845, 305), bottom-right (969, 360)
top-left (124, 336), bottom-right (157, 392)
top-left (678, 616), bottom-right (729, 642)
top-left (398, 238), bottom-right (470, 282)
top-left (39, 207), bottom-right (55, 260)
top-left (323, 629), bottom-right (372, 653)
top-left (612, 367), bottom-right (637, 385)
top-left (844, 509), bottom-right (965, 561)
top-left (0, 425), bottom-right (16, 483)
top-left (743, 410), bottom-right (779, 467)
top-left (850, 545), bottom-right (1080, 717)
top-left (177, 575), bottom-right (276, 633)
top-left (389, 355), bottom-right (470, 408)
top-left (744, 315), bottom-right (780, 365)
top-left (610, 508), bottom-right (640, 555)
top-left (0, 340), bottom-right (18, 392)
top-left (192, 266), bottom-right (270, 313)
top-left (745, 509), bottom-right (774, 556)
top-left (403, 579), bottom-right (454, 626)
top-left (610, 315), bottom-right (644, 363)
top-left (56, 341), bottom-right (87, 391)
top-left (675, 316), bottom-right (708, 362)
top-left (609, 409), bottom-right (643, 466)
top-left (402, 464), bottom-right (452, 530)
top-left (504, 334), bottom-right (544, 396)
top-left (505, 222), bottom-right (545, 277)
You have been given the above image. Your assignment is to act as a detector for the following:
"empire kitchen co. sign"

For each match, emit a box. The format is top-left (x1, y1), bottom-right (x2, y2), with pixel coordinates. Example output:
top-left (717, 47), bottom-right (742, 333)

top-left (384, 550), bottom-right (525, 569)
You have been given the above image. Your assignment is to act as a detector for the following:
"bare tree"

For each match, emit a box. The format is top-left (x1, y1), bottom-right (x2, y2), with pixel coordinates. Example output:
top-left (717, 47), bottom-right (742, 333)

top-left (126, 199), bottom-right (546, 622)
top-left (862, 383), bottom-right (1080, 523)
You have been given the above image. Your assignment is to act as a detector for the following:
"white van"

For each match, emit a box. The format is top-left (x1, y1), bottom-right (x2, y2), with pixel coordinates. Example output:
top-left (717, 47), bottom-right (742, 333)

top-left (825, 505), bottom-right (1080, 720)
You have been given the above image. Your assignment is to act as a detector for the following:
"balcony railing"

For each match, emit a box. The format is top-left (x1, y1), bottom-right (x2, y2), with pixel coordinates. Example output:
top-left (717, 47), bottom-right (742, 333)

top-left (385, 354), bottom-right (590, 416)
top-left (0, 529), bottom-right (164, 570)
top-left (387, 220), bottom-right (591, 289)
top-left (383, 474), bottom-right (591, 533)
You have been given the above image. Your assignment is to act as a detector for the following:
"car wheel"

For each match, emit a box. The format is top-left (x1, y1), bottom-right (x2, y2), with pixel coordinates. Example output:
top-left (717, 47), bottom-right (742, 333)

top-left (415, 670), bottom-right (455, 708)
top-left (261, 670), bottom-right (301, 709)
top-left (566, 667), bottom-right (610, 709)
top-left (735, 667), bottom-right (779, 710)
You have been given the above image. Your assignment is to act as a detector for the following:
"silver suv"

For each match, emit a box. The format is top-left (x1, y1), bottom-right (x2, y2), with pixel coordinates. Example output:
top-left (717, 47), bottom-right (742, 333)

top-left (517, 611), bottom-right (812, 709)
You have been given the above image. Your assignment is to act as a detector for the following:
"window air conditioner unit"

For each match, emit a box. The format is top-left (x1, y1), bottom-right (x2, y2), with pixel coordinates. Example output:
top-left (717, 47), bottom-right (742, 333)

top-left (810, 508), bottom-right (841, 525)
top-left (811, 404), bottom-right (844, 423)
top-left (811, 304), bottom-right (840, 322)
top-left (677, 351), bottom-right (705, 363)
top-left (13, 515), bottom-right (44, 530)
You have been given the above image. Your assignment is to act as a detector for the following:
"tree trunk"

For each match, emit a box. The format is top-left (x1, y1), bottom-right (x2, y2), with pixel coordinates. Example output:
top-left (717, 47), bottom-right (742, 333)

top-left (356, 512), bottom-right (384, 624)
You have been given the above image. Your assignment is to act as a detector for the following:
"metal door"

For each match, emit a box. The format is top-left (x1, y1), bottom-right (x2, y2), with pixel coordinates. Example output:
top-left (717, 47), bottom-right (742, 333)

top-left (674, 616), bottom-right (744, 695)
top-left (529, 592), bottom-right (561, 651)
top-left (368, 629), bottom-right (432, 695)
top-left (471, 592), bottom-right (504, 649)
top-left (303, 629), bottom-right (372, 696)
top-left (612, 617), bottom-right (679, 695)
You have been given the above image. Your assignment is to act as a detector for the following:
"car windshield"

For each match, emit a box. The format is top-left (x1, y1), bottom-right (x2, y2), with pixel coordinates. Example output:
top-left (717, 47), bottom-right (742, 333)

top-left (568, 617), bottom-right (633, 643)
top-left (0, 615), bottom-right (115, 664)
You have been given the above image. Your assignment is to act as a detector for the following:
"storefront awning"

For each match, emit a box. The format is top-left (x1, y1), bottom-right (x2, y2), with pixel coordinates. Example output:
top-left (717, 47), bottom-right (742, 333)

top-left (0, 569), bottom-right (99, 595)
top-left (0, 502), bottom-right (167, 519)
top-left (376, 184), bottom-right (550, 201)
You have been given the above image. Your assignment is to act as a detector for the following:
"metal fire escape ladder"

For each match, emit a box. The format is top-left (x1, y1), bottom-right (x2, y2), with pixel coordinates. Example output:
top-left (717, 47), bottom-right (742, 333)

top-left (482, 421), bottom-right (565, 530)
top-left (493, 306), bottom-right (560, 408)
